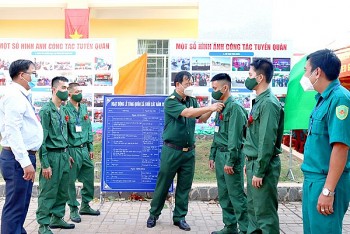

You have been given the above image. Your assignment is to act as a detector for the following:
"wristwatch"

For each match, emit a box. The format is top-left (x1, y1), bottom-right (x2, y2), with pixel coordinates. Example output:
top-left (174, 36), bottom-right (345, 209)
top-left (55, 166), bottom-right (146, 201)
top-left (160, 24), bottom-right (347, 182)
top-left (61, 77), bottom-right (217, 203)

top-left (322, 187), bottom-right (335, 197)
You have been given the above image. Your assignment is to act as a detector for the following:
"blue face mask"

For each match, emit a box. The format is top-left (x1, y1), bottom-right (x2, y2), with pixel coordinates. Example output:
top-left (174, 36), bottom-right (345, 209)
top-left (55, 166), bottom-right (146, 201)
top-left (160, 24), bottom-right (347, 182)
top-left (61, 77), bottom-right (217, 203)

top-left (23, 74), bottom-right (37, 89)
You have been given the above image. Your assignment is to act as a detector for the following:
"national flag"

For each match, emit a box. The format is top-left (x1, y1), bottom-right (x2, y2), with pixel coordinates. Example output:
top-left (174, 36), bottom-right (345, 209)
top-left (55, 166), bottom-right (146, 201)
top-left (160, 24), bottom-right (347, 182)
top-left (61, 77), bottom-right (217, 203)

top-left (284, 56), bottom-right (317, 130)
top-left (114, 53), bottom-right (147, 95)
top-left (65, 9), bottom-right (90, 39)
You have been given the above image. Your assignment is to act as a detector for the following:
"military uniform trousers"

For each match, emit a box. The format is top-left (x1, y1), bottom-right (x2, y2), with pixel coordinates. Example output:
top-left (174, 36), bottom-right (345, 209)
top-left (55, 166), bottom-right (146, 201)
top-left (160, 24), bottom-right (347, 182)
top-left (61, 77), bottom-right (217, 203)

top-left (36, 150), bottom-right (70, 225)
top-left (67, 146), bottom-right (95, 208)
top-left (246, 156), bottom-right (280, 234)
top-left (303, 172), bottom-right (350, 234)
top-left (0, 149), bottom-right (36, 234)
top-left (215, 150), bottom-right (248, 233)
top-left (149, 144), bottom-right (195, 222)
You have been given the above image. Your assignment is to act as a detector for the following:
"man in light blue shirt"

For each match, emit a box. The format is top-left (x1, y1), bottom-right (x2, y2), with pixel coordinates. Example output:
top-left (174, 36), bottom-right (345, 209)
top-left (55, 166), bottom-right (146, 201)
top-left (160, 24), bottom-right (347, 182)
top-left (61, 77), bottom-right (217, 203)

top-left (0, 59), bottom-right (43, 234)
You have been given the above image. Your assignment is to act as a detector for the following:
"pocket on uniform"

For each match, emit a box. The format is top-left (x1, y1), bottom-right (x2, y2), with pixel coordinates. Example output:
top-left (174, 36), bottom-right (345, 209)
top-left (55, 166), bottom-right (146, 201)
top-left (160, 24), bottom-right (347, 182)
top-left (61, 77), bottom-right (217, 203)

top-left (310, 112), bottom-right (327, 135)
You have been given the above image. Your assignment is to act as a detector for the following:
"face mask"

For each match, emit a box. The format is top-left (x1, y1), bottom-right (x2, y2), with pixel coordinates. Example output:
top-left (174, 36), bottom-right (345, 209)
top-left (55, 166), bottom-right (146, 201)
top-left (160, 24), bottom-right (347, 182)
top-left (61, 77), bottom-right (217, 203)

top-left (300, 71), bottom-right (317, 91)
top-left (245, 77), bottom-right (259, 90)
top-left (22, 74), bottom-right (37, 89)
top-left (56, 90), bottom-right (68, 101)
top-left (71, 93), bottom-right (82, 102)
top-left (184, 86), bottom-right (194, 97)
top-left (212, 86), bottom-right (225, 100)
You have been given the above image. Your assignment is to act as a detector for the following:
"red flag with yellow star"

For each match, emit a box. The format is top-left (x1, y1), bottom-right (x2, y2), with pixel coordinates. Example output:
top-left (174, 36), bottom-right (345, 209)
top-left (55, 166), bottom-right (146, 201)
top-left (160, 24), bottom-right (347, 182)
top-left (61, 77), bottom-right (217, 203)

top-left (65, 9), bottom-right (89, 39)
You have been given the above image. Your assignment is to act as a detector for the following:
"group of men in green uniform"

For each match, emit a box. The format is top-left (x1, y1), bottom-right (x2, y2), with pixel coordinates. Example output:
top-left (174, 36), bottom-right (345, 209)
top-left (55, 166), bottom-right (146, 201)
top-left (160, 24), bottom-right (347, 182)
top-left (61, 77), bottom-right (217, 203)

top-left (36, 77), bottom-right (99, 234)
top-left (209, 60), bottom-right (284, 234)
top-left (146, 60), bottom-right (285, 234)
top-left (147, 49), bottom-right (350, 234)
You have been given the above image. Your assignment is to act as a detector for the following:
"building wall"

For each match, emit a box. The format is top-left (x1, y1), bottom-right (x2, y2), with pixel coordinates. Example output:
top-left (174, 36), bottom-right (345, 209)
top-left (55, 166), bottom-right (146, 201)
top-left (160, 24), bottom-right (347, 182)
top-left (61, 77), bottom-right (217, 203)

top-left (0, 19), bottom-right (198, 71)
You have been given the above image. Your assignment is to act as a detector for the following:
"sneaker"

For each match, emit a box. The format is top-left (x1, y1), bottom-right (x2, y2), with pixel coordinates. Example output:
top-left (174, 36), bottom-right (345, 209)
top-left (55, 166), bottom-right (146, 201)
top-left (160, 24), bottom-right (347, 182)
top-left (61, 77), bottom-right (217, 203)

top-left (70, 209), bottom-right (81, 223)
top-left (38, 225), bottom-right (53, 234)
top-left (79, 205), bottom-right (101, 216)
top-left (49, 216), bottom-right (75, 229)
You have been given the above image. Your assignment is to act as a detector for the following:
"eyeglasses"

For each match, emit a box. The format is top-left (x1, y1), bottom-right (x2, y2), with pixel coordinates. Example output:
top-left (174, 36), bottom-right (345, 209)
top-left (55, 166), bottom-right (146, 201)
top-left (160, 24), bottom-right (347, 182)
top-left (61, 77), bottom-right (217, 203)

top-left (23, 72), bottom-right (38, 78)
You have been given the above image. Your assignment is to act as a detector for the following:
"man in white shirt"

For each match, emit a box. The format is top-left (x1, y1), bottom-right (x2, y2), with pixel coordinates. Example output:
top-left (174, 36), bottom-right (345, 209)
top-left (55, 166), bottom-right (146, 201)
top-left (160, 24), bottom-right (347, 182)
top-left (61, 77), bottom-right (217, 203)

top-left (0, 59), bottom-right (43, 234)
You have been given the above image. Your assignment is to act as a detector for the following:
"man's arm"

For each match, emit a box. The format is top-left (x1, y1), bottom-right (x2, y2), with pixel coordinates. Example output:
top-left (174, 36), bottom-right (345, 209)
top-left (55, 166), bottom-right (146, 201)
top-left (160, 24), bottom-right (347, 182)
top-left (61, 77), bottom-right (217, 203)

top-left (39, 108), bottom-right (50, 169)
top-left (255, 102), bottom-right (280, 178)
top-left (3, 96), bottom-right (31, 167)
top-left (324, 143), bottom-right (348, 191)
top-left (181, 103), bottom-right (224, 119)
top-left (227, 105), bottom-right (247, 167)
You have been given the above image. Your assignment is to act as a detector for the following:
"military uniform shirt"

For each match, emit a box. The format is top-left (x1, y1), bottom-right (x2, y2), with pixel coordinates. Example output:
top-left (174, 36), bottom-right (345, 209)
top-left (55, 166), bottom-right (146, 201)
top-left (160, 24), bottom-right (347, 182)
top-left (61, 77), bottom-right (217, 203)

top-left (242, 88), bottom-right (284, 178)
top-left (39, 100), bottom-right (68, 168)
top-left (210, 96), bottom-right (247, 166)
top-left (65, 102), bottom-right (93, 152)
top-left (302, 79), bottom-right (350, 174)
top-left (162, 90), bottom-right (198, 147)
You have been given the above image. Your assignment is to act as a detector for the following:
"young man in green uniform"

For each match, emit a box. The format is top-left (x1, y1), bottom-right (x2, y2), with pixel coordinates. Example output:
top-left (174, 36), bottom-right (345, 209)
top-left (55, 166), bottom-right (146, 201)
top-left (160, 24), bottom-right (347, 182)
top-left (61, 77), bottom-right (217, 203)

top-left (301, 49), bottom-right (350, 234)
top-left (147, 71), bottom-right (225, 231)
top-left (36, 76), bottom-right (75, 234)
top-left (66, 83), bottom-right (100, 223)
top-left (209, 73), bottom-right (248, 234)
top-left (242, 59), bottom-right (284, 234)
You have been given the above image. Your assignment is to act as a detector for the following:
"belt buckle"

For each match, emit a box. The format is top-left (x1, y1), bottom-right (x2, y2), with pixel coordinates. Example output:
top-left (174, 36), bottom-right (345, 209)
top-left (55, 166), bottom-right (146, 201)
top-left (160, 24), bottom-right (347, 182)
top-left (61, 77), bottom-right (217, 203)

top-left (80, 144), bottom-right (84, 148)
top-left (182, 147), bottom-right (189, 152)
top-left (63, 148), bottom-right (67, 152)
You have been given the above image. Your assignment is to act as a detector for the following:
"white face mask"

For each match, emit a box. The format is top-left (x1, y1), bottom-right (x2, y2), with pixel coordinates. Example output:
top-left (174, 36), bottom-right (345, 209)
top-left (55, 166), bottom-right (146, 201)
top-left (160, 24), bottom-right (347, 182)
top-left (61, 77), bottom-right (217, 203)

top-left (300, 71), bottom-right (317, 91)
top-left (184, 86), bottom-right (194, 97)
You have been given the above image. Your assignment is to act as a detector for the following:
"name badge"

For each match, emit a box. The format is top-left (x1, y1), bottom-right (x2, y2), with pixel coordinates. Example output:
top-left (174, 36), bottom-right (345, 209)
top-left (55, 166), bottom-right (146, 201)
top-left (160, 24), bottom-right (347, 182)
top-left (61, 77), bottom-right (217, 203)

top-left (214, 125), bottom-right (219, 132)
top-left (75, 125), bottom-right (82, 132)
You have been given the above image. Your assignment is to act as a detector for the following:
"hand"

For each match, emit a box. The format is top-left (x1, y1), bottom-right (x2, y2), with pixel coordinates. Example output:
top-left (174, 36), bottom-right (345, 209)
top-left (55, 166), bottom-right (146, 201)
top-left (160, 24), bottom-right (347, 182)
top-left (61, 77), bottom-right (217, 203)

top-left (210, 102), bottom-right (225, 112)
top-left (317, 194), bottom-right (334, 216)
top-left (23, 164), bottom-right (35, 182)
top-left (89, 152), bottom-right (94, 160)
top-left (252, 175), bottom-right (263, 188)
top-left (224, 165), bottom-right (234, 175)
top-left (69, 157), bottom-right (75, 168)
top-left (209, 160), bottom-right (215, 170)
top-left (42, 167), bottom-right (52, 180)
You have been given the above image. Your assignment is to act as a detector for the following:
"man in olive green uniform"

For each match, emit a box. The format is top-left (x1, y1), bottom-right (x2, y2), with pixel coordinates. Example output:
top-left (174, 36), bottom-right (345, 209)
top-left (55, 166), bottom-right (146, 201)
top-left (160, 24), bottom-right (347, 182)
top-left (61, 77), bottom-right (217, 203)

top-left (147, 71), bottom-right (225, 231)
top-left (36, 76), bottom-right (75, 234)
top-left (301, 49), bottom-right (350, 234)
top-left (209, 73), bottom-right (248, 234)
top-left (66, 83), bottom-right (100, 223)
top-left (242, 59), bottom-right (284, 234)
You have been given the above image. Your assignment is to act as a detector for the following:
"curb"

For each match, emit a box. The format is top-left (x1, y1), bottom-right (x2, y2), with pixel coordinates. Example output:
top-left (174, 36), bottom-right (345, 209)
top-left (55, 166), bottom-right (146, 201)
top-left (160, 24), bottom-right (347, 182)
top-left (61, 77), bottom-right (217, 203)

top-left (0, 182), bottom-right (303, 202)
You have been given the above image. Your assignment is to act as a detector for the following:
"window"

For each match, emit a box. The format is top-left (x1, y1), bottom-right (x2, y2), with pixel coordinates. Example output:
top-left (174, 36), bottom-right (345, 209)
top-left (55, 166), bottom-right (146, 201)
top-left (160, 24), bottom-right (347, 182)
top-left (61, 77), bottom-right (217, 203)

top-left (137, 40), bottom-right (169, 94)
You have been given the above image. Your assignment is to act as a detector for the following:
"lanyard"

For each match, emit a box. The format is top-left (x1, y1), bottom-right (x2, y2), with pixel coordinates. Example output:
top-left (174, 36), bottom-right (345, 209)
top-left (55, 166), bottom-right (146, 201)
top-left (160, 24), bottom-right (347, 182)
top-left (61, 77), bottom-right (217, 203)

top-left (74, 109), bottom-right (81, 125)
top-left (308, 84), bottom-right (340, 135)
top-left (56, 110), bottom-right (64, 131)
top-left (20, 91), bottom-right (35, 112)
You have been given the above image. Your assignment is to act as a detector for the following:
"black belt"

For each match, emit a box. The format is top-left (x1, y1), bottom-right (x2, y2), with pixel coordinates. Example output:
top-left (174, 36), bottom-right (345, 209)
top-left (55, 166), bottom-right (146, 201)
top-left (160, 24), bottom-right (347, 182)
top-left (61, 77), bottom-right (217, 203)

top-left (71, 143), bottom-right (87, 148)
top-left (246, 156), bottom-right (257, 161)
top-left (246, 155), bottom-right (279, 161)
top-left (219, 147), bottom-right (228, 152)
top-left (47, 148), bottom-right (68, 153)
top-left (2, 146), bottom-right (37, 155)
top-left (164, 142), bottom-right (195, 152)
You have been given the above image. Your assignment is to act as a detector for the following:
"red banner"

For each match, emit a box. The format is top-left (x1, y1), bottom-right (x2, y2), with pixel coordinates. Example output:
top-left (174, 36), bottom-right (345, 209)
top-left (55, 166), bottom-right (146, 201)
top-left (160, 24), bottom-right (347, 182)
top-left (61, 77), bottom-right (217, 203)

top-left (65, 9), bottom-right (90, 39)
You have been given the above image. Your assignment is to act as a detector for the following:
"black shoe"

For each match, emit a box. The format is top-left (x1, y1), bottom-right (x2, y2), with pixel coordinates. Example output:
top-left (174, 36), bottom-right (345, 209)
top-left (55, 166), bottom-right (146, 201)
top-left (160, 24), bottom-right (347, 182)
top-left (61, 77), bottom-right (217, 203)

top-left (174, 220), bottom-right (191, 231)
top-left (146, 216), bottom-right (158, 228)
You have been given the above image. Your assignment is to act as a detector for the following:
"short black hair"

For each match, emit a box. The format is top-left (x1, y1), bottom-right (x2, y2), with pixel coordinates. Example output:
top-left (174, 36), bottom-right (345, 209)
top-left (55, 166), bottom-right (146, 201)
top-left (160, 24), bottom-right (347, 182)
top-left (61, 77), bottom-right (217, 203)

top-left (306, 49), bottom-right (341, 81)
top-left (174, 71), bottom-right (192, 86)
top-left (250, 58), bottom-right (274, 83)
top-left (68, 82), bottom-right (80, 92)
top-left (211, 73), bottom-right (232, 88)
top-left (51, 76), bottom-right (69, 88)
top-left (9, 59), bottom-right (35, 80)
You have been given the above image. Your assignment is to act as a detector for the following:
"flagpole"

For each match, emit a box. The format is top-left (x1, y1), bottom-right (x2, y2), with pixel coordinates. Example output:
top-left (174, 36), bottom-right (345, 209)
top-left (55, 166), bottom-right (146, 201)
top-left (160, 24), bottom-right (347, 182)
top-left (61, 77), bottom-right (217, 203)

top-left (286, 130), bottom-right (296, 181)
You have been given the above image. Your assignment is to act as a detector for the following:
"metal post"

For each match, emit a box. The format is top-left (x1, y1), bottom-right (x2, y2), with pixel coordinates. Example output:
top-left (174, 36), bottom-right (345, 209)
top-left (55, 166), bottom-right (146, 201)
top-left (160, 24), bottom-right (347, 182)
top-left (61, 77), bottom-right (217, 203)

top-left (286, 130), bottom-right (296, 181)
